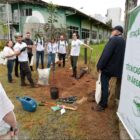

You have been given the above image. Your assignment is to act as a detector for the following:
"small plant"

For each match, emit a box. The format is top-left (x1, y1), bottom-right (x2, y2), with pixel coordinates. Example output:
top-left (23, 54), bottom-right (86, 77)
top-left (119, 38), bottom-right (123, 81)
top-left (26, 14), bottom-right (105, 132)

top-left (0, 40), bottom-right (6, 51)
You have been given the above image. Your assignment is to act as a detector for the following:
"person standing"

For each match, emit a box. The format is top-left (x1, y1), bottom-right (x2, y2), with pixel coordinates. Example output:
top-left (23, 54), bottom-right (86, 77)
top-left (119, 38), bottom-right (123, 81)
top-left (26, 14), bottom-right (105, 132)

top-left (23, 32), bottom-right (34, 71)
top-left (70, 32), bottom-right (92, 78)
top-left (13, 33), bottom-right (36, 88)
top-left (47, 38), bottom-right (58, 71)
top-left (93, 26), bottom-right (126, 112)
top-left (0, 82), bottom-right (18, 139)
top-left (35, 37), bottom-right (45, 70)
top-left (3, 40), bottom-right (17, 83)
top-left (58, 35), bottom-right (68, 67)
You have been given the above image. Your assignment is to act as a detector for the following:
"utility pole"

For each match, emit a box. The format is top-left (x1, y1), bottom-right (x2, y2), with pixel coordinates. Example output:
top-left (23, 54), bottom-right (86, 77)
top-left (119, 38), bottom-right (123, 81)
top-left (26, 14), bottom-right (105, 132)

top-left (124, 0), bottom-right (138, 38)
top-left (6, 2), bottom-right (10, 39)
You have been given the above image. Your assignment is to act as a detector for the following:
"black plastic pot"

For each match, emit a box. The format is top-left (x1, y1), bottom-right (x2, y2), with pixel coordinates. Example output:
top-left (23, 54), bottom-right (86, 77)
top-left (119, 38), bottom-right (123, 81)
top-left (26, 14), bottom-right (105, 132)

top-left (50, 87), bottom-right (59, 100)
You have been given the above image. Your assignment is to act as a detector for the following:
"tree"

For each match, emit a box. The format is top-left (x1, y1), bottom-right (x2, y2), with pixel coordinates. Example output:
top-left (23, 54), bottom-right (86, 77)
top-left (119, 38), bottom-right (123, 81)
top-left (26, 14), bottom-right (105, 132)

top-left (0, 20), bottom-right (8, 39)
top-left (0, 21), bottom-right (8, 50)
top-left (44, 1), bottom-right (58, 40)
top-left (43, 2), bottom-right (68, 41)
top-left (124, 0), bottom-right (138, 38)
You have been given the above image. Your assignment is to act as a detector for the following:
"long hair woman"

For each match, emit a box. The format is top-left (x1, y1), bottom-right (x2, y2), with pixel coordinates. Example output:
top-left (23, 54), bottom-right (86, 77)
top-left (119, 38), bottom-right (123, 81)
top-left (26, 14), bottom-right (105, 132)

top-left (3, 40), bottom-right (17, 83)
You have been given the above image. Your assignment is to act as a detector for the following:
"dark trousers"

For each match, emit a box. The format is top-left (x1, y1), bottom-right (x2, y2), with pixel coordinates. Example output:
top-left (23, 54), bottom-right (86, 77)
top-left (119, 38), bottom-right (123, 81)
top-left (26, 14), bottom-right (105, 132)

top-left (99, 73), bottom-right (111, 108)
top-left (47, 53), bottom-right (55, 70)
top-left (58, 53), bottom-right (66, 67)
top-left (28, 52), bottom-right (33, 71)
top-left (19, 61), bottom-right (34, 86)
top-left (70, 56), bottom-right (78, 77)
top-left (15, 57), bottom-right (19, 77)
top-left (36, 51), bottom-right (44, 70)
top-left (7, 59), bottom-right (15, 83)
top-left (115, 78), bottom-right (121, 100)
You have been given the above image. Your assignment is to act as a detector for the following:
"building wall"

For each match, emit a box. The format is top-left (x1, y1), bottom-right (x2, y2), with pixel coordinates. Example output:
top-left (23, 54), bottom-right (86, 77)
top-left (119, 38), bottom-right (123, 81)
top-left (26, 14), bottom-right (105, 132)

top-left (12, 3), bottom-right (66, 38)
top-left (107, 8), bottom-right (124, 27)
top-left (10, 2), bottom-right (111, 43)
top-left (81, 19), bottom-right (90, 30)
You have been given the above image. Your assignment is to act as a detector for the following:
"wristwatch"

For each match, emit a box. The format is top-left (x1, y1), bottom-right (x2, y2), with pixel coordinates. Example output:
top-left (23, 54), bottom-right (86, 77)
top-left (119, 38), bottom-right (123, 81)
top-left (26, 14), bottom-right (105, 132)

top-left (10, 126), bottom-right (18, 132)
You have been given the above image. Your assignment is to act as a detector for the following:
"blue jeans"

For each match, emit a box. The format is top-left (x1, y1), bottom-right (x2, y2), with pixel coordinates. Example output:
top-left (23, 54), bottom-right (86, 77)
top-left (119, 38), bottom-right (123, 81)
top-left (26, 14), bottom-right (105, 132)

top-left (7, 59), bottom-right (15, 82)
top-left (99, 72), bottom-right (111, 108)
top-left (36, 51), bottom-right (44, 69)
top-left (47, 53), bottom-right (55, 70)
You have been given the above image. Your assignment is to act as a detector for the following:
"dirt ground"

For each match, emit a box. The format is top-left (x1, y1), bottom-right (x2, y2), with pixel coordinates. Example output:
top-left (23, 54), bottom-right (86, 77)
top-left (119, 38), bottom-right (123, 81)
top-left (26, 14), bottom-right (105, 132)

top-left (49, 66), bottom-right (119, 140)
top-left (0, 63), bottom-right (119, 140)
top-left (32, 65), bottom-right (119, 139)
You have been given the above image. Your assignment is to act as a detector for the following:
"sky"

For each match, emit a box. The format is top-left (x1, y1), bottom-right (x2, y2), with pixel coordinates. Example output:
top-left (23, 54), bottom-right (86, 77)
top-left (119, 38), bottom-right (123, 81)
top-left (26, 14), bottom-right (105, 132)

top-left (43, 0), bottom-right (140, 20)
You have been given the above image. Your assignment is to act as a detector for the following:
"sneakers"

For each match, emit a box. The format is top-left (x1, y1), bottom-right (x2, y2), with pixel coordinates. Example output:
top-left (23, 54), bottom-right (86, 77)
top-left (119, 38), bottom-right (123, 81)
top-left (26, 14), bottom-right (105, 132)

top-left (70, 74), bottom-right (75, 77)
top-left (21, 83), bottom-right (29, 86)
top-left (30, 84), bottom-right (38, 88)
top-left (91, 104), bottom-right (105, 112)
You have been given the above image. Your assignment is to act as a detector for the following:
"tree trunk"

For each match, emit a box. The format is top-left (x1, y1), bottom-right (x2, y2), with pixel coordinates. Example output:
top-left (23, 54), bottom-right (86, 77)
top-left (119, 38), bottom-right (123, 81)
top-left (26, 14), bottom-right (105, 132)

top-left (124, 0), bottom-right (138, 38)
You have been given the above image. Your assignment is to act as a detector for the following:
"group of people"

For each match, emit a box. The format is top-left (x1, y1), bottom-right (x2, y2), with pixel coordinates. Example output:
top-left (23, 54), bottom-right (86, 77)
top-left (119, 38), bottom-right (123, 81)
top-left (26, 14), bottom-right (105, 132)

top-left (0, 25), bottom-right (126, 138)
top-left (3, 31), bottom-right (92, 87)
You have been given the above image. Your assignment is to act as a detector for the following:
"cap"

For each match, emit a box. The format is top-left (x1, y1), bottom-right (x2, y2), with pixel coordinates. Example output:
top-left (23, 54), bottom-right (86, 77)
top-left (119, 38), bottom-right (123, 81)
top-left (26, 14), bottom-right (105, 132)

top-left (14, 33), bottom-right (23, 38)
top-left (113, 26), bottom-right (123, 33)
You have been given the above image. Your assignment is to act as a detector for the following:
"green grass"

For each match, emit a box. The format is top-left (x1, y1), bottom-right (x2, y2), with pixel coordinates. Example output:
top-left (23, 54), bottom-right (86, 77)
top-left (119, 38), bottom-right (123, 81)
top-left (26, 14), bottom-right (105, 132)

top-left (80, 43), bottom-right (105, 63)
top-left (0, 65), bottom-right (86, 139)
top-left (79, 43), bottom-right (105, 77)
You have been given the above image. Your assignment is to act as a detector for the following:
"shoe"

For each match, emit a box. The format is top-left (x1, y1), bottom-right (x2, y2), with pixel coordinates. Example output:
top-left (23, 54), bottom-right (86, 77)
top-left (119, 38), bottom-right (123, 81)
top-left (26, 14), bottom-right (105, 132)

top-left (21, 83), bottom-right (28, 86)
top-left (30, 84), bottom-right (38, 88)
top-left (70, 74), bottom-right (75, 77)
top-left (10, 80), bottom-right (16, 83)
top-left (91, 104), bottom-right (105, 112)
top-left (15, 75), bottom-right (19, 78)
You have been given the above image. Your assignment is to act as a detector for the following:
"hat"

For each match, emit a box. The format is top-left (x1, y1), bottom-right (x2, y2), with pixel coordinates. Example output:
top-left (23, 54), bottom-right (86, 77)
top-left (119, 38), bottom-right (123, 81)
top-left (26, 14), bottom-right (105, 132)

top-left (14, 33), bottom-right (23, 38)
top-left (113, 26), bottom-right (123, 33)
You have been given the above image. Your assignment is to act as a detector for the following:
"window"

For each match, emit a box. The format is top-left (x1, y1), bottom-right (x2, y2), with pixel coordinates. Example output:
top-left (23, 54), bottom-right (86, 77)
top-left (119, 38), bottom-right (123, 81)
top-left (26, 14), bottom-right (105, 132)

top-left (92, 31), bottom-right (97, 39)
top-left (67, 26), bottom-right (79, 39)
top-left (21, 8), bottom-right (32, 16)
top-left (81, 29), bottom-right (90, 39)
top-left (99, 34), bottom-right (102, 40)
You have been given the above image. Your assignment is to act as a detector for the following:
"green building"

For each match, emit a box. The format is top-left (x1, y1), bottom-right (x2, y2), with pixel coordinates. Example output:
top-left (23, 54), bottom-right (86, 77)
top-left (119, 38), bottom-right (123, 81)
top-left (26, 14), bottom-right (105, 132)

top-left (0, 0), bottom-right (111, 43)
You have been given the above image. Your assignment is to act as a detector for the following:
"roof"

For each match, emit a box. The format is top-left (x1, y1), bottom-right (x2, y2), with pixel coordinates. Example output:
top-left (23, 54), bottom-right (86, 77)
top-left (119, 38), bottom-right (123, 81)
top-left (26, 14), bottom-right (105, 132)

top-left (5, 0), bottom-right (111, 29)
top-left (41, 0), bottom-right (111, 29)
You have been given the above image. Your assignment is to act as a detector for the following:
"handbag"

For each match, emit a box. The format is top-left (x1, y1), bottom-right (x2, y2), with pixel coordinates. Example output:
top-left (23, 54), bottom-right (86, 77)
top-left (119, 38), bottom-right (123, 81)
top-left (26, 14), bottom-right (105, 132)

top-left (95, 73), bottom-right (102, 104)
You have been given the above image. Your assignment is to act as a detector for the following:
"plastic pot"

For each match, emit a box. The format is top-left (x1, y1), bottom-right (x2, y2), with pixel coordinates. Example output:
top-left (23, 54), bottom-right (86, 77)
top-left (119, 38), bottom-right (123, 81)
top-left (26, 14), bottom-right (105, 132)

top-left (50, 87), bottom-right (59, 100)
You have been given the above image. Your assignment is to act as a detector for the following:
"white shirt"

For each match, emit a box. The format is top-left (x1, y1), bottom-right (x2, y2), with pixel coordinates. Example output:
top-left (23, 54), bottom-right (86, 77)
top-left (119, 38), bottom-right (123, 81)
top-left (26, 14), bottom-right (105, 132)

top-left (0, 83), bottom-right (14, 134)
top-left (14, 42), bottom-right (28, 62)
top-left (70, 39), bottom-right (84, 56)
top-left (3, 46), bottom-right (16, 60)
top-left (36, 39), bottom-right (44, 51)
top-left (47, 42), bottom-right (58, 54)
top-left (58, 40), bottom-right (68, 54)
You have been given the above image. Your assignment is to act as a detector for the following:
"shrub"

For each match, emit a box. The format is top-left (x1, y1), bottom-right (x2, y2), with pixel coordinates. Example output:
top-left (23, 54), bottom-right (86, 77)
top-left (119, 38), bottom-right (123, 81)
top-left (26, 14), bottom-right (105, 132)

top-left (0, 40), bottom-right (6, 51)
